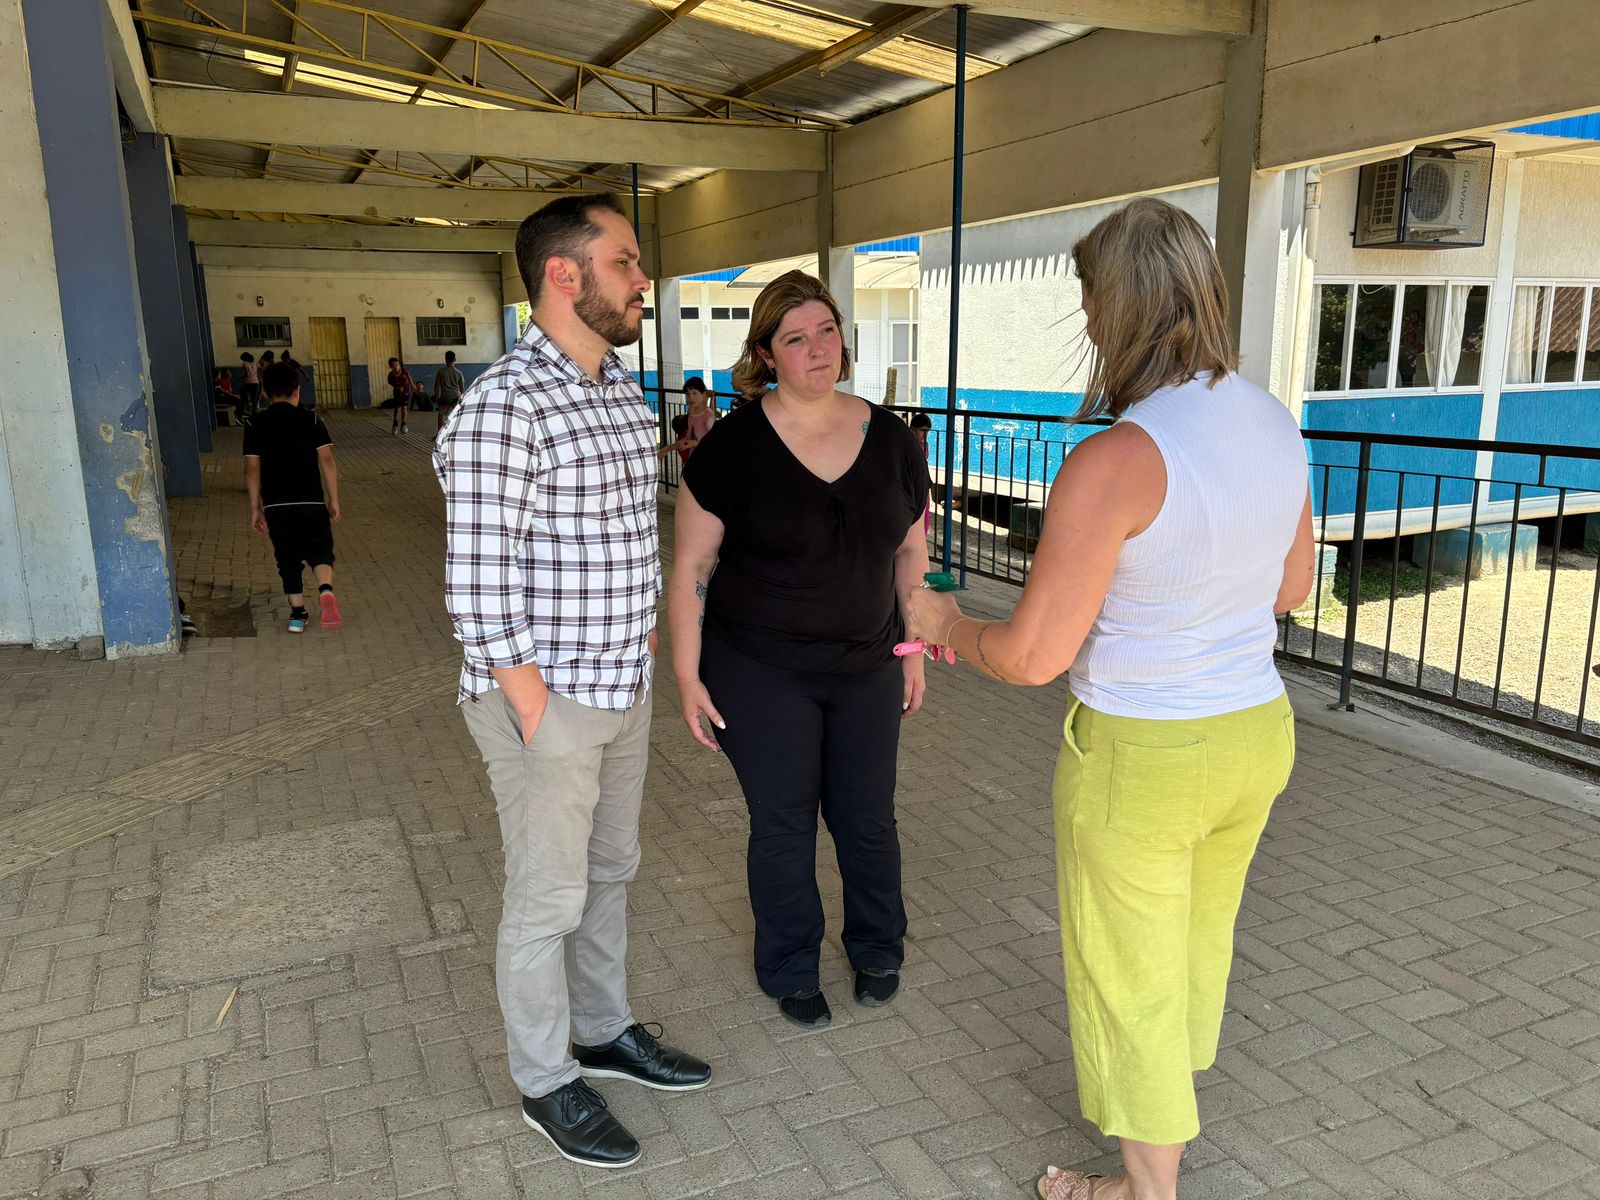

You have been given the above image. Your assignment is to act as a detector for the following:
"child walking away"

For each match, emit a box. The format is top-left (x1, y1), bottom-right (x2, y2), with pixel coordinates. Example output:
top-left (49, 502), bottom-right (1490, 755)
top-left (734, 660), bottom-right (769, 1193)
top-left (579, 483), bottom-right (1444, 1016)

top-left (433, 350), bottom-right (465, 434)
top-left (385, 357), bottom-right (414, 434)
top-left (244, 362), bottom-right (344, 633)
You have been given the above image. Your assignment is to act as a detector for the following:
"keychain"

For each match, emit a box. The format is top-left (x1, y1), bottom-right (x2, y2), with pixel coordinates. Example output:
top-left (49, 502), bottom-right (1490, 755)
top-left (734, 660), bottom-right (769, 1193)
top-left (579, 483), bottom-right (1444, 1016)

top-left (898, 572), bottom-right (962, 663)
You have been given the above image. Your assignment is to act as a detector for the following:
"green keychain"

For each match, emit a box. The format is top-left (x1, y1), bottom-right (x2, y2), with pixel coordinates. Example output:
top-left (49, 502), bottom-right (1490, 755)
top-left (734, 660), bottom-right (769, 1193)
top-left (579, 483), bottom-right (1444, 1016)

top-left (923, 571), bottom-right (960, 593)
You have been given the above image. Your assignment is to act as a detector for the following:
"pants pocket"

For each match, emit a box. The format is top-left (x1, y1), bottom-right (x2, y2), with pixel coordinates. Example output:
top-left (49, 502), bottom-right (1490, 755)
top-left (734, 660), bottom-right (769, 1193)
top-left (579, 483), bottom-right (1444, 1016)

top-left (1277, 712), bottom-right (1297, 793)
top-left (1107, 739), bottom-right (1208, 849)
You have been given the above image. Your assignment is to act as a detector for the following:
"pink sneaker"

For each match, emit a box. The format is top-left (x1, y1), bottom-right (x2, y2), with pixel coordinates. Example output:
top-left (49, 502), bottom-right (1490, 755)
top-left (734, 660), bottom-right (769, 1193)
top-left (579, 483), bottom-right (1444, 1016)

top-left (319, 592), bottom-right (343, 628)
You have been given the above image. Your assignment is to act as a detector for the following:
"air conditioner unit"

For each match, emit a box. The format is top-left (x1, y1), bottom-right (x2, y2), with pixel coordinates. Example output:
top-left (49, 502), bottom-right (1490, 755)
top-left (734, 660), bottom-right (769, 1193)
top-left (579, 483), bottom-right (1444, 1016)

top-left (1353, 139), bottom-right (1495, 249)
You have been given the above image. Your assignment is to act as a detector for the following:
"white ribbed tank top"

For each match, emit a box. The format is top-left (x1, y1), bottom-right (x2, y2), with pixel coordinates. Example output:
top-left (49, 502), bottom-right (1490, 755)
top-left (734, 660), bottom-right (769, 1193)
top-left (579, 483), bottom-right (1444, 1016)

top-left (1068, 371), bottom-right (1308, 719)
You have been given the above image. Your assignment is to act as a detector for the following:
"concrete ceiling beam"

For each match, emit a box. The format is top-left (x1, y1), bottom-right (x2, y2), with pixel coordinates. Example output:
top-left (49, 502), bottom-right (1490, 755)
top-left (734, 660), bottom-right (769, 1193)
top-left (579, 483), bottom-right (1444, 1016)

top-left (101, 0), bottom-right (157, 131)
top-left (186, 218), bottom-right (516, 252)
top-left (151, 85), bottom-right (827, 173)
top-left (173, 177), bottom-right (656, 223)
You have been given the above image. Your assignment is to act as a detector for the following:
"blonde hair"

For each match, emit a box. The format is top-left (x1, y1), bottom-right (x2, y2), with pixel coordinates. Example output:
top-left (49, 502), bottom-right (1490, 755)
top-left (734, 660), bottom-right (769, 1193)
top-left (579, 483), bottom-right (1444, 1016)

top-left (1071, 197), bottom-right (1235, 421)
top-left (731, 270), bottom-right (852, 399)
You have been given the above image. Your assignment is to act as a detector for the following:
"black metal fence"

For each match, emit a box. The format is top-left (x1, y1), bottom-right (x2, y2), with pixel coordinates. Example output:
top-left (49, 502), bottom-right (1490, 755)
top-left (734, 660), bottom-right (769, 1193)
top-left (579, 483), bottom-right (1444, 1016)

top-left (1286, 430), bottom-right (1600, 750)
top-left (652, 389), bottom-right (1600, 751)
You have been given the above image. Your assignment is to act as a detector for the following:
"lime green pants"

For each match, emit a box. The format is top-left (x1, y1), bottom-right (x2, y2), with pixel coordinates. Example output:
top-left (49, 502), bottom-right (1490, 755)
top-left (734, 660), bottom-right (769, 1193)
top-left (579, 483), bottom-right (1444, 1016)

top-left (1052, 691), bottom-right (1295, 1145)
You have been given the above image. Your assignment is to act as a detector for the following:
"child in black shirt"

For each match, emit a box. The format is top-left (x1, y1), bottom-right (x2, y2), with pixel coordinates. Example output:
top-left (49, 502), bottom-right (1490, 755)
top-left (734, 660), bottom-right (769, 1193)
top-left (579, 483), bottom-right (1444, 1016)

top-left (243, 362), bottom-right (344, 633)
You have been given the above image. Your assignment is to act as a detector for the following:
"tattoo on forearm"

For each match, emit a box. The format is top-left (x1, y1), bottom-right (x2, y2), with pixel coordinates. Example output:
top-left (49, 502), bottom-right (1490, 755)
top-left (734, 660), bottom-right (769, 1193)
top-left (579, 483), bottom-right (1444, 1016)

top-left (976, 627), bottom-right (1001, 680)
top-left (695, 581), bottom-right (708, 602)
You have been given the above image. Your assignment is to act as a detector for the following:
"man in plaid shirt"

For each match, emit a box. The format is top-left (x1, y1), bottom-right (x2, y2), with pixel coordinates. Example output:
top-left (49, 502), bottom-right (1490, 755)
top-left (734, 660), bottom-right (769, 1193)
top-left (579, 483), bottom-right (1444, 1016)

top-left (434, 195), bottom-right (709, 1170)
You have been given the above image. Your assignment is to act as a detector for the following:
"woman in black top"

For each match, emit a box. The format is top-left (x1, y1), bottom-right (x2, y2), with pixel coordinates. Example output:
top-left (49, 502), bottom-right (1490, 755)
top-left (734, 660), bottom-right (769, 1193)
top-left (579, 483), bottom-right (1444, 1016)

top-left (671, 271), bottom-right (931, 1028)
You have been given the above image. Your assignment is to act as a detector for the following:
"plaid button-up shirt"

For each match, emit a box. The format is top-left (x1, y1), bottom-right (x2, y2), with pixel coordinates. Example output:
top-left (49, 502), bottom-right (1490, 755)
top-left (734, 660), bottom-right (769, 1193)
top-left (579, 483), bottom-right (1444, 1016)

top-left (433, 322), bottom-right (659, 709)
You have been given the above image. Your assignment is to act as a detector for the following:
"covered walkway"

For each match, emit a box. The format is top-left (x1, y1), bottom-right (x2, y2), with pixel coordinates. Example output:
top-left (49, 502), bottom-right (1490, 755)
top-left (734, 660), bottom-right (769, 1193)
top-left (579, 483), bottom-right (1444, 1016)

top-left (1, 419), bottom-right (1598, 1199)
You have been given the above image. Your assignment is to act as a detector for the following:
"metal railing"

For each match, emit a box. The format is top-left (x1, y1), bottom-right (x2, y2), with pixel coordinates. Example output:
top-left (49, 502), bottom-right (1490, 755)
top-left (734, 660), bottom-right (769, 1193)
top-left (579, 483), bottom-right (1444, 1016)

top-left (649, 390), bottom-right (1600, 748)
top-left (1286, 430), bottom-right (1600, 749)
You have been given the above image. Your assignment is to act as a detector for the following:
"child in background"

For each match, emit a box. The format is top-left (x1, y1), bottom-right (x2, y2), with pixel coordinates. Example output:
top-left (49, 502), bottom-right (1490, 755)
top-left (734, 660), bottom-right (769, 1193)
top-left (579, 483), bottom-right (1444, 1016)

top-left (244, 362), bottom-right (344, 634)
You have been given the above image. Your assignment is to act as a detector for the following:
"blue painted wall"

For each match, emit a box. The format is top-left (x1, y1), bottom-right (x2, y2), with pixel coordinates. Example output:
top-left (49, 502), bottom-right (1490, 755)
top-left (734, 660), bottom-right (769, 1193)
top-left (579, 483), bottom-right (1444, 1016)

top-left (633, 369), bottom-right (735, 406)
top-left (25, 0), bottom-right (177, 652)
top-left (1490, 387), bottom-right (1600, 499)
top-left (124, 134), bottom-right (203, 498)
top-left (171, 208), bottom-right (212, 453)
top-left (350, 366), bottom-right (372, 410)
top-left (1302, 393), bottom-right (1483, 516)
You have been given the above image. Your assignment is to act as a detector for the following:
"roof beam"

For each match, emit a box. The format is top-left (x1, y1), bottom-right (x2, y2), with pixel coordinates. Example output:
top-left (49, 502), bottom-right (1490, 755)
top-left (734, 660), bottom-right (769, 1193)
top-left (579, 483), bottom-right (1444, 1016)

top-left (174, 176), bottom-right (658, 223)
top-left (352, 0), bottom-right (496, 186)
top-left (188, 217), bottom-right (515, 252)
top-left (101, 0), bottom-right (157, 131)
top-left (889, 0), bottom-right (1250, 38)
top-left (152, 85), bottom-right (826, 172)
top-left (732, 5), bottom-right (942, 99)
top-left (561, 0), bottom-right (709, 96)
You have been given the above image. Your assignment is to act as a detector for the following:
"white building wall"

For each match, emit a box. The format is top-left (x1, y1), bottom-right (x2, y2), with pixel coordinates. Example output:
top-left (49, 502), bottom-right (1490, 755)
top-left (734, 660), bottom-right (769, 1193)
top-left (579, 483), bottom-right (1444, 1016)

top-left (200, 249), bottom-right (504, 371)
top-left (1514, 157), bottom-right (1600, 278)
top-left (920, 186), bottom-right (1218, 399)
top-left (646, 276), bottom-right (917, 399)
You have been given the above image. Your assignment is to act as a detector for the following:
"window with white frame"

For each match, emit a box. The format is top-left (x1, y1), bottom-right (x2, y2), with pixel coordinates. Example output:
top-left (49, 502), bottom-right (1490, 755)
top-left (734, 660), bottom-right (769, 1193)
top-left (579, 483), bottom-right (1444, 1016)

top-left (1308, 280), bottom-right (1489, 394)
top-left (1506, 283), bottom-right (1600, 386)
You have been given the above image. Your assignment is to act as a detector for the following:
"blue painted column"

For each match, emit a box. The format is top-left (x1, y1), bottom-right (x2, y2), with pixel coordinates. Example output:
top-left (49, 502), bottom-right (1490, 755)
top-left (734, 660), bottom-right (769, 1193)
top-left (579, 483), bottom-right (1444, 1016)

top-left (173, 207), bottom-right (214, 452)
top-left (23, 0), bottom-right (179, 654)
top-left (123, 132), bottom-right (203, 496)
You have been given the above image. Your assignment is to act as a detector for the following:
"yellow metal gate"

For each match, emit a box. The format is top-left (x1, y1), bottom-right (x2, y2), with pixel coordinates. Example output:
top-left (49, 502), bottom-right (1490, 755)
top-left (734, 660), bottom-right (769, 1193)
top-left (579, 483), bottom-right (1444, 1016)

top-left (308, 317), bottom-right (351, 409)
top-left (363, 316), bottom-right (402, 408)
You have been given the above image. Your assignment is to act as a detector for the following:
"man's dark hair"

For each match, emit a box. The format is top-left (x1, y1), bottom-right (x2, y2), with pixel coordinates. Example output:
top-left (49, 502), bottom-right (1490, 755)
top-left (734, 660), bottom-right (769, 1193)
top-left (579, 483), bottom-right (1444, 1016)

top-left (262, 362), bottom-right (299, 399)
top-left (445, 351), bottom-right (456, 364)
top-left (240, 352), bottom-right (255, 363)
top-left (515, 193), bottom-right (628, 306)
top-left (388, 357), bottom-right (399, 367)
top-left (684, 376), bottom-right (707, 394)
top-left (909, 412), bottom-right (933, 430)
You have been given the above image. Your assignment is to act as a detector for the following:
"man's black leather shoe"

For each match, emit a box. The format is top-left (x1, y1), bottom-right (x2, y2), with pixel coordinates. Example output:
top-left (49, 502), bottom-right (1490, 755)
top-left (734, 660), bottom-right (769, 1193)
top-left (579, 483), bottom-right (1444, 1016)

top-left (521, 1079), bottom-right (640, 1168)
top-left (573, 1022), bottom-right (712, 1092)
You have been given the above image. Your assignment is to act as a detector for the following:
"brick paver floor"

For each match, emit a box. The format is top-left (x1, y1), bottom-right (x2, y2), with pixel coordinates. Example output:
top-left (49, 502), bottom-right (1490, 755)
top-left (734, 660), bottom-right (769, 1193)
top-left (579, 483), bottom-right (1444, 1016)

top-left (2, 412), bottom-right (1598, 1199)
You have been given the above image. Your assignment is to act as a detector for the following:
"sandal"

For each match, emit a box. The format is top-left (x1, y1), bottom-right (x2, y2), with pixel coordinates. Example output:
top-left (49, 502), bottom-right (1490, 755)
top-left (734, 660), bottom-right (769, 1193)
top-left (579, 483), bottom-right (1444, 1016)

top-left (1036, 1167), bottom-right (1105, 1200)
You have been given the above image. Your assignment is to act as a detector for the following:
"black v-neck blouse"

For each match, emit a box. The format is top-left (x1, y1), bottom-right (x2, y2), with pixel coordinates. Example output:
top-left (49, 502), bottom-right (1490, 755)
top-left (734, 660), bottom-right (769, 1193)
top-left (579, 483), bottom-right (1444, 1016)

top-left (681, 400), bottom-right (930, 673)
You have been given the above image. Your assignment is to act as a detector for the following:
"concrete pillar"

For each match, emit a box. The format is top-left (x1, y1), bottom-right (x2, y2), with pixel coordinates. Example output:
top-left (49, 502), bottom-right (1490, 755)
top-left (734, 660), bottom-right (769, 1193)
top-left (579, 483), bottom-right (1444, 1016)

top-left (654, 279), bottom-right (684, 396)
top-left (1, 0), bottom-right (102, 650)
top-left (1215, 0), bottom-right (1283, 391)
top-left (123, 132), bottom-right (202, 497)
top-left (173, 206), bottom-right (213, 452)
top-left (814, 132), bottom-right (855, 342)
top-left (502, 304), bottom-right (520, 356)
top-left (21, 0), bottom-right (178, 656)
top-left (1475, 156), bottom-right (1525, 480)
top-left (826, 246), bottom-right (855, 369)
top-left (191, 246), bottom-right (218, 404)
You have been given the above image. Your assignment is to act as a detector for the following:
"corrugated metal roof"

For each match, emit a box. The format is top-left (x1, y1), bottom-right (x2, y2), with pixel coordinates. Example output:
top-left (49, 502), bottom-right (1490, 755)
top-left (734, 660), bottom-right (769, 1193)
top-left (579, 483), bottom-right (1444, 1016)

top-left (1511, 114), bottom-right (1600, 140)
top-left (140, 0), bottom-right (1093, 204)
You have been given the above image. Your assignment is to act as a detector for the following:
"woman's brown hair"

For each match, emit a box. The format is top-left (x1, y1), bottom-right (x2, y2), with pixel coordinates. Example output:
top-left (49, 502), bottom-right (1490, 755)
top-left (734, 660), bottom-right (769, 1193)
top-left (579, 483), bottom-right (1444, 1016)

top-left (731, 270), bottom-right (852, 399)
top-left (1071, 197), bottom-right (1236, 421)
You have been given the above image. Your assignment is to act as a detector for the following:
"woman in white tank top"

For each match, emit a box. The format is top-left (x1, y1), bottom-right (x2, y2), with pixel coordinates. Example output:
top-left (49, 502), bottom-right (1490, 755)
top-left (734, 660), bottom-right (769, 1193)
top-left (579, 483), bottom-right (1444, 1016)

top-left (906, 198), bottom-right (1314, 1200)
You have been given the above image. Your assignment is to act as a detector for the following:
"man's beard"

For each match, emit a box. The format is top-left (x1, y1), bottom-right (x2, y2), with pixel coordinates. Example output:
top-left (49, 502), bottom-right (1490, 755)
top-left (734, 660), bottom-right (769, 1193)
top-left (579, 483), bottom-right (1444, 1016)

top-left (575, 266), bottom-right (643, 348)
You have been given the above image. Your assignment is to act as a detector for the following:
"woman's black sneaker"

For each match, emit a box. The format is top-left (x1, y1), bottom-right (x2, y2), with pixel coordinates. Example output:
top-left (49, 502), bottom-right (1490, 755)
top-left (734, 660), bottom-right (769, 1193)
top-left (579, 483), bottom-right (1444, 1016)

top-left (778, 988), bottom-right (832, 1029)
top-left (520, 1079), bottom-right (640, 1169)
top-left (573, 1022), bottom-right (711, 1091)
top-left (854, 968), bottom-right (900, 1007)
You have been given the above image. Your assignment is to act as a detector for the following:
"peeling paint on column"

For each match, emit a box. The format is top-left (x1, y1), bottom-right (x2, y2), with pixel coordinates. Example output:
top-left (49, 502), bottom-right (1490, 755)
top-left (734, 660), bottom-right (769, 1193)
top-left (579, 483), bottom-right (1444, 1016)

top-left (115, 429), bottom-right (167, 550)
